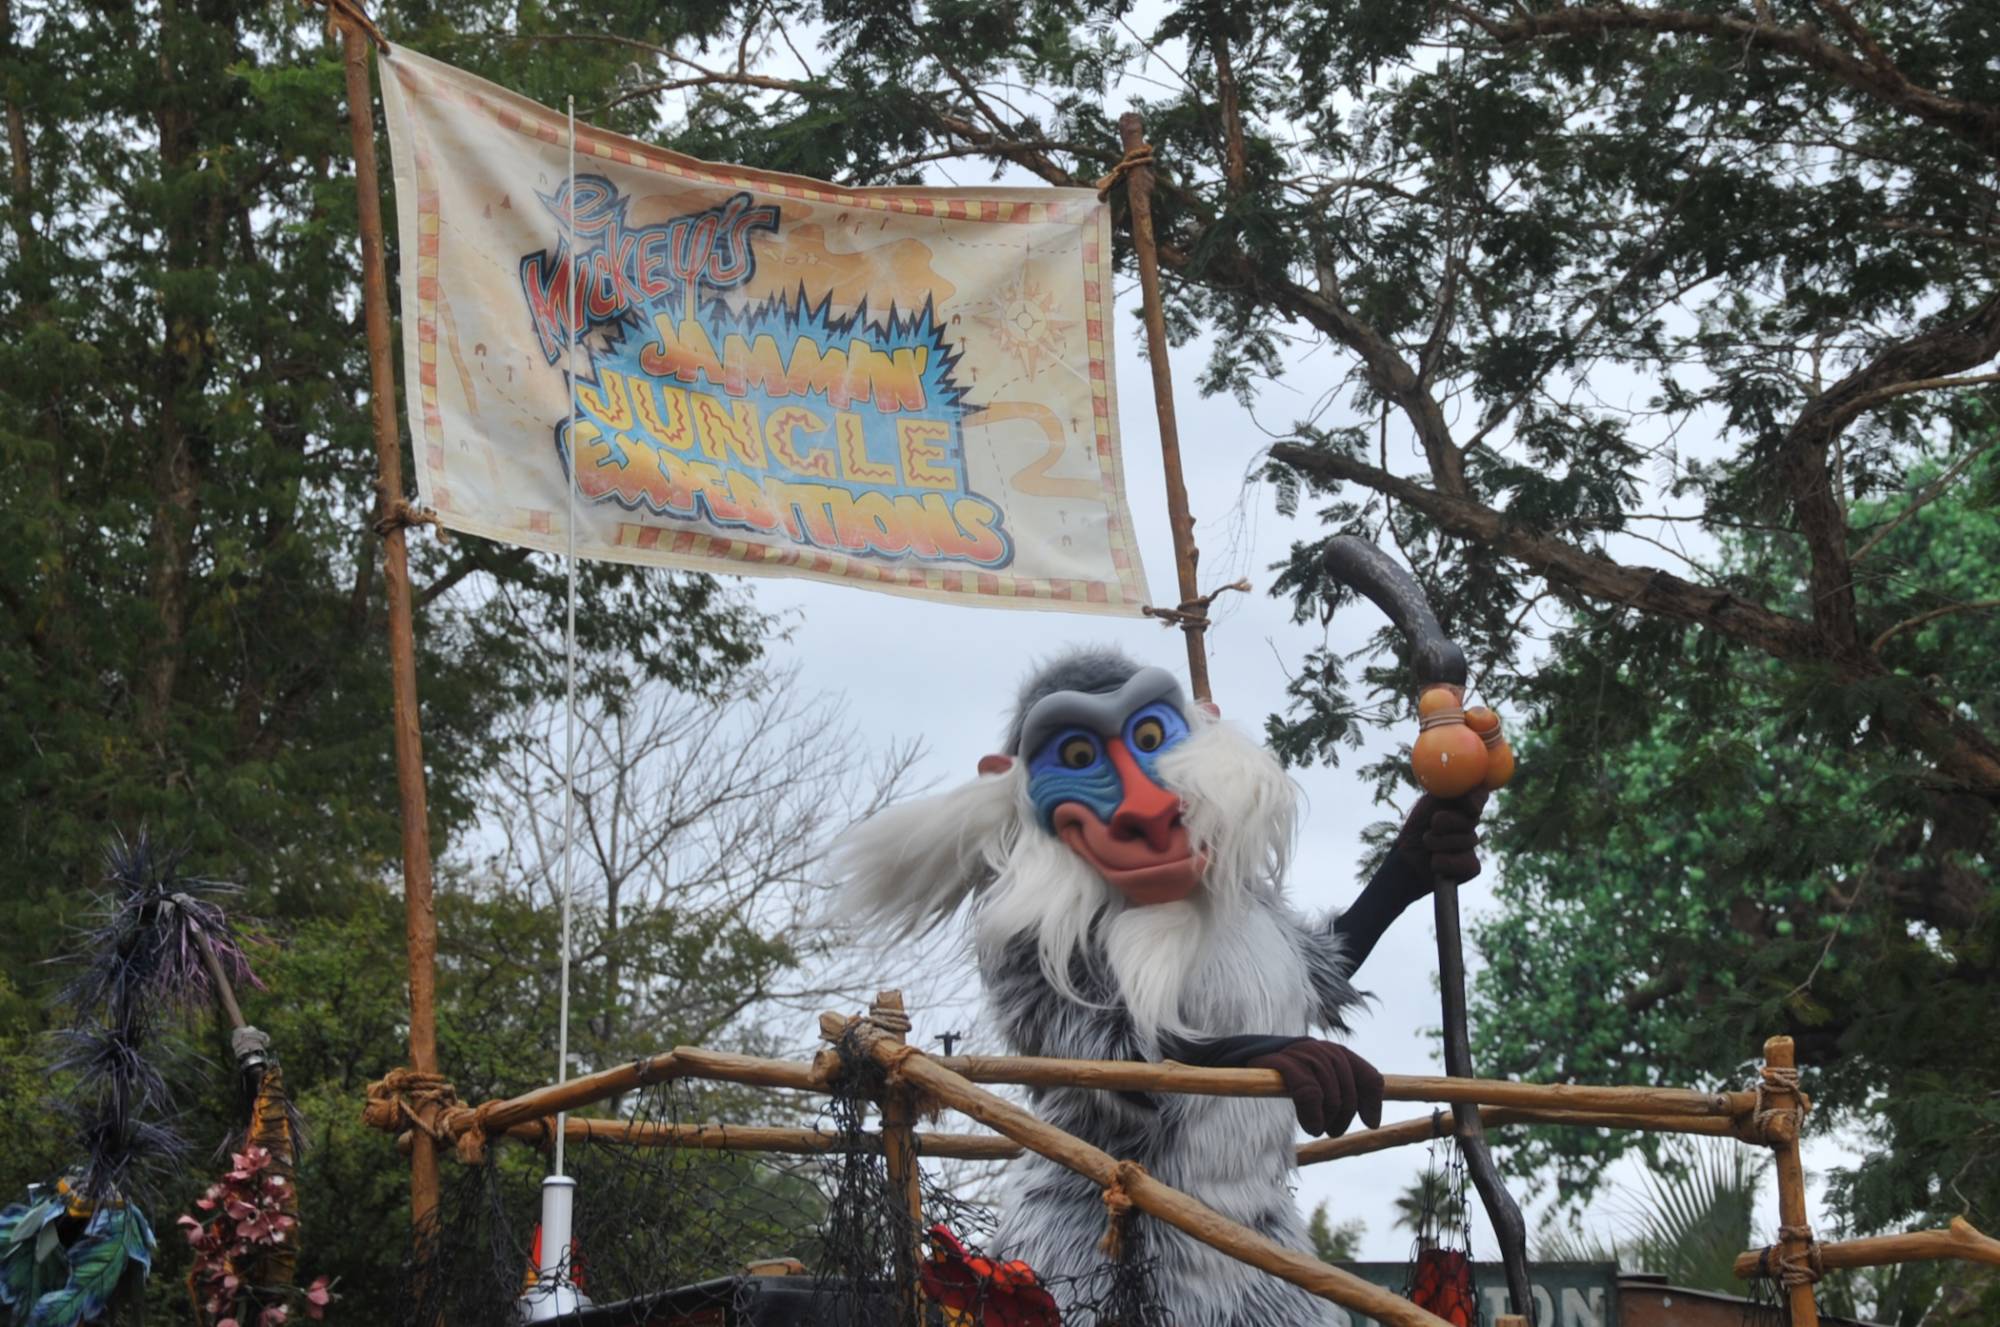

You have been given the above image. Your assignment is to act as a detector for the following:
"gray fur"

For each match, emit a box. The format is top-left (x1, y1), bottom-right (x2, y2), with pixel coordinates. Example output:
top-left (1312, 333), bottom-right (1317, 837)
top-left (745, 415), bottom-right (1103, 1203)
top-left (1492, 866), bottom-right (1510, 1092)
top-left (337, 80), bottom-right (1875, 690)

top-left (1003, 647), bottom-right (1153, 754)
top-left (985, 908), bottom-right (1361, 1326)
top-left (841, 646), bottom-right (1368, 1324)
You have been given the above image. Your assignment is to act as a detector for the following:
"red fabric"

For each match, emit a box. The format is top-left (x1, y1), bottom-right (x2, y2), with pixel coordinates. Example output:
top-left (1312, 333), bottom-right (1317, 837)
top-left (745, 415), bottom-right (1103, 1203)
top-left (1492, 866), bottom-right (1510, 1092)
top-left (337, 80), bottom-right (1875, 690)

top-left (920, 1224), bottom-right (1061, 1327)
top-left (1409, 1247), bottom-right (1476, 1327)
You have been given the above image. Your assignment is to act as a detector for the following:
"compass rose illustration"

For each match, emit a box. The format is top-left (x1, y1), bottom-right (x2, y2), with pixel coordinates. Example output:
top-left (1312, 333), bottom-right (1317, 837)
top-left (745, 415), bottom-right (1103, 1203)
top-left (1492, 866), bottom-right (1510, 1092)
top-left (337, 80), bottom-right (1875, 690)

top-left (973, 270), bottom-right (1078, 378)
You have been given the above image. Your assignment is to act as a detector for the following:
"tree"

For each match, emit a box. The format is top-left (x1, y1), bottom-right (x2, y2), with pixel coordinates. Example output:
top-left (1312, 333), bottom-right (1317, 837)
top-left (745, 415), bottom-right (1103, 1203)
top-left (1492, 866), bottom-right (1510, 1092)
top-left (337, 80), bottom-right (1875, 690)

top-left (1392, 1171), bottom-right (1469, 1241)
top-left (1471, 465), bottom-right (1998, 1245)
top-left (1308, 1202), bottom-right (1365, 1264)
top-left (1535, 1138), bottom-right (1765, 1294)
top-left (0, 0), bottom-right (765, 985)
top-left (463, 662), bottom-right (922, 1079)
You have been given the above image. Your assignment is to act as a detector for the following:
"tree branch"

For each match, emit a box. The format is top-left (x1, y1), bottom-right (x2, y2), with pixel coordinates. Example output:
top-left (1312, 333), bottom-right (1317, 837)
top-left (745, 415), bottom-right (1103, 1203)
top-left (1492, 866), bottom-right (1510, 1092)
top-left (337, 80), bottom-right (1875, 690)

top-left (1268, 439), bottom-right (2000, 798)
top-left (1268, 440), bottom-right (1820, 657)
top-left (1871, 600), bottom-right (2000, 655)
top-left (1447, 3), bottom-right (2000, 163)
top-left (1782, 291), bottom-right (2000, 653)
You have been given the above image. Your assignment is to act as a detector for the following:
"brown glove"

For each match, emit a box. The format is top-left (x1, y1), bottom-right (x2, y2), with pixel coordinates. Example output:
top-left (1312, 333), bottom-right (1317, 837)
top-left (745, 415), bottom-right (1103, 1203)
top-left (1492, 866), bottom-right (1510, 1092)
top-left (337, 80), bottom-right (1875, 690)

top-left (1391, 791), bottom-right (1488, 894)
top-left (1246, 1039), bottom-right (1385, 1138)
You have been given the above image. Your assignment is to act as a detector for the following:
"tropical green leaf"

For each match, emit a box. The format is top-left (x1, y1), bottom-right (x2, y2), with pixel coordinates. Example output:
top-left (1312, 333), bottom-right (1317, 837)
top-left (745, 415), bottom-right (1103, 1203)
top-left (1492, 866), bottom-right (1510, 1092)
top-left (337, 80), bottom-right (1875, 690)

top-left (25, 1204), bottom-right (152, 1327)
top-left (0, 1200), bottom-right (60, 1320)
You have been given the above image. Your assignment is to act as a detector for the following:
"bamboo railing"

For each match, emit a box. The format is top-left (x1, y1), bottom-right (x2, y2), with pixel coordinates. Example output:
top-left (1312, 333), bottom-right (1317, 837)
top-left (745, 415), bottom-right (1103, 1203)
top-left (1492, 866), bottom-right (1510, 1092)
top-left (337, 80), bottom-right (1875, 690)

top-left (362, 995), bottom-right (1999, 1326)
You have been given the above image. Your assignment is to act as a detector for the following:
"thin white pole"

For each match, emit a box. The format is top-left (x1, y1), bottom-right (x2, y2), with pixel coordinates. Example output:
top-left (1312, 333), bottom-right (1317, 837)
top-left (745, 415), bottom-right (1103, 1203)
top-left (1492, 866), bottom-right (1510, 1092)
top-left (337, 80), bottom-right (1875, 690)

top-left (553, 94), bottom-right (581, 1181)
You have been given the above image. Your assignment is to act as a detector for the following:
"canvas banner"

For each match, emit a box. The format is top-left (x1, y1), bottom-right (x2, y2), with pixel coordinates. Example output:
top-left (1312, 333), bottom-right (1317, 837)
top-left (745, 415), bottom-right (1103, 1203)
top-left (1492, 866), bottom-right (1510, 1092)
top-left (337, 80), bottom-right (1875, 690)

top-left (378, 48), bottom-right (1150, 614)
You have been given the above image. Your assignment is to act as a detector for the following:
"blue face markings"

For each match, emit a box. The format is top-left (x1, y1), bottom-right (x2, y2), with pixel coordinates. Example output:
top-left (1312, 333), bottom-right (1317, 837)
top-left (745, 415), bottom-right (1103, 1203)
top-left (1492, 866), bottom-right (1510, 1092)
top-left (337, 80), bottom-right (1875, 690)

top-left (1025, 701), bottom-right (1192, 833)
top-left (1123, 701), bottom-right (1190, 784)
top-left (1027, 729), bottom-right (1123, 831)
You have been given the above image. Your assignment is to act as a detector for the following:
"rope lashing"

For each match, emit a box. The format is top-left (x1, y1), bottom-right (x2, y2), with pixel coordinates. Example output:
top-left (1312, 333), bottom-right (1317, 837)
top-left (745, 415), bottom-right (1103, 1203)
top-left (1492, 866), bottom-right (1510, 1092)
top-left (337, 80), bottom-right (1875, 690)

top-left (1752, 1063), bottom-right (1805, 1142)
top-left (307, 0), bottom-right (391, 52)
top-left (1774, 1224), bottom-right (1824, 1287)
top-left (362, 1068), bottom-right (487, 1163)
top-left (1098, 1163), bottom-right (1145, 1259)
top-left (867, 997), bottom-right (914, 1038)
top-left (1095, 145), bottom-right (1156, 200)
top-left (1142, 578), bottom-right (1252, 630)
top-left (371, 499), bottom-right (446, 540)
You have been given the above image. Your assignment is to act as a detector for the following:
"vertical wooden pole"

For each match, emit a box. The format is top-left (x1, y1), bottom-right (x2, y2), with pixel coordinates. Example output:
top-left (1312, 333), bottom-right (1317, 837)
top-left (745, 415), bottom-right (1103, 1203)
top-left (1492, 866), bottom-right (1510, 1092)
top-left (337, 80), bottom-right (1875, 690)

top-left (1762, 1036), bottom-right (1820, 1327)
top-left (1117, 114), bottom-right (1211, 703)
top-left (337, 19), bottom-right (442, 1243)
top-left (872, 990), bottom-right (925, 1326)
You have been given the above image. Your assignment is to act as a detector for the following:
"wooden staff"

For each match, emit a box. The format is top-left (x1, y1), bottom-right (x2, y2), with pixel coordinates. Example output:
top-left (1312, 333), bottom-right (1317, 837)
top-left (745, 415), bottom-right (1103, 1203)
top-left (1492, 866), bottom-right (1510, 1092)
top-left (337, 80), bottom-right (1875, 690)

top-left (1116, 113), bottom-right (1211, 701)
top-left (826, 1013), bottom-right (1453, 1327)
top-left (1734, 1217), bottom-right (2000, 1280)
top-left (331, 4), bottom-right (443, 1245)
top-left (1761, 1036), bottom-right (1820, 1327)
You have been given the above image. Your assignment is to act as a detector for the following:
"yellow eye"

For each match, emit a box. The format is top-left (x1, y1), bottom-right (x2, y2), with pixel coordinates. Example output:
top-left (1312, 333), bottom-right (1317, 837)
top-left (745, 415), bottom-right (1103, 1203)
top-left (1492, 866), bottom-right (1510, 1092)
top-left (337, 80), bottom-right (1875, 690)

top-left (1132, 717), bottom-right (1165, 752)
top-left (1059, 736), bottom-right (1097, 769)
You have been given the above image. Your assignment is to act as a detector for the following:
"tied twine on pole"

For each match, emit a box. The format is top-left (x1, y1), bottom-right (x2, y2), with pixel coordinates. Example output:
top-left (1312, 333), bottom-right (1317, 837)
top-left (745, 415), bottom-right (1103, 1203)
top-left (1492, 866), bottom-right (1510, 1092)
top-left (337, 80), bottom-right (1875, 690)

top-left (363, 1068), bottom-right (488, 1165)
top-left (1142, 578), bottom-right (1252, 630)
top-left (1752, 1063), bottom-right (1804, 1142)
top-left (1094, 145), bottom-right (1156, 201)
top-left (309, 0), bottom-right (391, 51)
top-left (1754, 1227), bottom-right (1826, 1288)
top-left (1098, 1164), bottom-right (1144, 1260)
top-left (371, 499), bottom-right (448, 541)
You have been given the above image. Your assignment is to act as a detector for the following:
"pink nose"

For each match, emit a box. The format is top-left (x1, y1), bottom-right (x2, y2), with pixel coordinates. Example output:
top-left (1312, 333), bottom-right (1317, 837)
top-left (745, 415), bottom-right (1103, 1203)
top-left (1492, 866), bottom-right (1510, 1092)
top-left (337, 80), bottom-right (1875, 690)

top-left (1105, 741), bottom-right (1181, 852)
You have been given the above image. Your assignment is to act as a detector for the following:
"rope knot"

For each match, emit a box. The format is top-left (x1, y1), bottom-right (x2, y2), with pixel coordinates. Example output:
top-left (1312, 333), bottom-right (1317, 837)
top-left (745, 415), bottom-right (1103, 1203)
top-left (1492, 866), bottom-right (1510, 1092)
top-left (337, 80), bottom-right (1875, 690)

top-left (1770, 1223), bottom-right (1822, 1287)
top-left (362, 1067), bottom-right (461, 1141)
top-left (1748, 1064), bottom-right (1805, 1143)
top-left (372, 499), bottom-right (445, 540)
top-left (1095, 145), bottom-right (1156, 200)
top-left (1141, 578), bottom-right (1252, 631)
top-left (867, 999), bottom-right (914, 1038)
top-left (1099, 1162), bottom-right (1147, 1260)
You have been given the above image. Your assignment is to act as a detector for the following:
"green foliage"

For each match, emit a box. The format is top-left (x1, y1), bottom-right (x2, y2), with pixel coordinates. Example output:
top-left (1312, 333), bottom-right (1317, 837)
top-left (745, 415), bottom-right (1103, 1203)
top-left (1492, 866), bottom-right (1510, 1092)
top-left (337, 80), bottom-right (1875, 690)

top-left (1533, 1139), bottom-right (1763, 1296)
top-left (1307, 1202), bottom-right (1364, 1264)
top-left (1471, 471), bottom-right (2000, 1238)
top-left (0, 0), bottom-right (767, 990)
top-left (24, 1205), bottom-right (153, 1327)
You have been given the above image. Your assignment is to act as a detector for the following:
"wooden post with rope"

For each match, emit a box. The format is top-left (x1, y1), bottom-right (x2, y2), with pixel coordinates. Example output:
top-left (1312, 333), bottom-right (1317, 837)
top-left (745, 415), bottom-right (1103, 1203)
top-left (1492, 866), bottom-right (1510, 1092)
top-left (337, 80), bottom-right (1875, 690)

top-left (870, 990), bottom-right (927, 1325)
top-left (1760, 1036), bottom-right (1821, 1327)
top-left (328, 0), bottom-right (444, 1248)
top-left (1112, 113), bottom-right (1215, 702)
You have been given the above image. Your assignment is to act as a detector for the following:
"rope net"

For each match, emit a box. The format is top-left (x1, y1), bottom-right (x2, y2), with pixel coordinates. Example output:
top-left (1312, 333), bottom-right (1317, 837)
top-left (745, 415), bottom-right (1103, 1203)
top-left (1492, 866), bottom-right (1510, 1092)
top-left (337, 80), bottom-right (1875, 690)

top-left (399, 1051), bottom-right (1167, 1326)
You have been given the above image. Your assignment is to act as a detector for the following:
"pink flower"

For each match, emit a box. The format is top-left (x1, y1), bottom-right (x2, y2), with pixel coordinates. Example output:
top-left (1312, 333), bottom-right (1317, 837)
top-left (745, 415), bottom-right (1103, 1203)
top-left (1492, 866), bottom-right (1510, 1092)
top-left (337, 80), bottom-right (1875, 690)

top-left (304, 1274), bottom-right (333, 1320)
top-left (259, 1305), bottom-right (290, 1325)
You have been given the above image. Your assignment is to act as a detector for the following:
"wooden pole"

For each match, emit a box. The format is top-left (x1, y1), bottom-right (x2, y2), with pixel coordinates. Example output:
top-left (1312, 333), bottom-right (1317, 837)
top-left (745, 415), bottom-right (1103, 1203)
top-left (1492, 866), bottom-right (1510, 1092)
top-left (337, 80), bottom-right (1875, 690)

top-left (1734, 1216), bottom-right (2000, 1280)
top-left (336, 14), bottom-right (442, 1243)
top-left (1117, 113), bottom-right (1210, 701)
top-left (829, 1012), bottom-right (1454, 1327)
top-left (869, 991), bottom-right (926, 1325)
top-left (1297, 1103), bottom-right (1739, 1166)
top-left (429, 1042), bottom-right (1753, 1141)
top-left (1761, 1036), bottom-right (1820, 1327)
top-left (444, 1119), bottom-right (1027, 1162)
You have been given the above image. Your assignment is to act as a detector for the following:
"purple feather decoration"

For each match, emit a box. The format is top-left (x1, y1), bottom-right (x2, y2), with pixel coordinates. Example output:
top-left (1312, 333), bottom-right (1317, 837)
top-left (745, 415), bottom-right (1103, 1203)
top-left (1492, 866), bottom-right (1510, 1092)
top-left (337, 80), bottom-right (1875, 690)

top-left (54, 830), bottom-right (264, 1202)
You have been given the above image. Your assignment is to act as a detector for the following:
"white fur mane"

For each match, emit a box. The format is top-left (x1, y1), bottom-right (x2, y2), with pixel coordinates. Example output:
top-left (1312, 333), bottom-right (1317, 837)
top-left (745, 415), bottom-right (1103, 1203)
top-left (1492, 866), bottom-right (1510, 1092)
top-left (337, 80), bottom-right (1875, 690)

top-left (832, 707), bottom-right (1303, 1043)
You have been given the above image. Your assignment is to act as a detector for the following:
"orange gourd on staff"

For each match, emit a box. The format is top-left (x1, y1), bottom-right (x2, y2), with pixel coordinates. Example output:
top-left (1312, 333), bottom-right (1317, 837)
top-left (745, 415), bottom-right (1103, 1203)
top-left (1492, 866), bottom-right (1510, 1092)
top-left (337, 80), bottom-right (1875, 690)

top-left (1462, 705), bottom-right (1516, 792)
top-left (1412, 686), bottom-right (1488, 798)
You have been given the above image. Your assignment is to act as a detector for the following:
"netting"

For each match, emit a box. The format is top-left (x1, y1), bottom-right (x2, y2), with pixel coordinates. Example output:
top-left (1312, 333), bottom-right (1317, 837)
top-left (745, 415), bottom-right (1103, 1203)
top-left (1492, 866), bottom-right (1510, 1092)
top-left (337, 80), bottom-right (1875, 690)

top-left (399, 1040), bottom-right (1168, 1326)
top-left (1402, 1117), bottom-right (1483, 1327)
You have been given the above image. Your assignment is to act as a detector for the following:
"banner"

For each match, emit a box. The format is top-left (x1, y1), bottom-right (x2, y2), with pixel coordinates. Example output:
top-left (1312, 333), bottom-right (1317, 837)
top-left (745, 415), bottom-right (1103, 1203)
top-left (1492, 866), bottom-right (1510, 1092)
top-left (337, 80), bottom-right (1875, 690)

top-left (378, 48), bottom-right (1150, 614)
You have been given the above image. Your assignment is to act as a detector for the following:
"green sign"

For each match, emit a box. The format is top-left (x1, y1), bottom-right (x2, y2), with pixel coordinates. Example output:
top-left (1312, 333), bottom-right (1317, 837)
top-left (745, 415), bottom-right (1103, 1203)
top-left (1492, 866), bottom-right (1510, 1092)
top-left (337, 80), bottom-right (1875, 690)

top-left (1329, 1262), bottom-right (1621, 1327)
